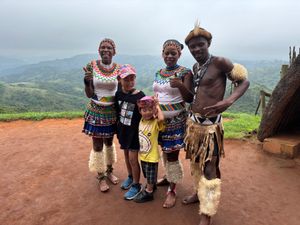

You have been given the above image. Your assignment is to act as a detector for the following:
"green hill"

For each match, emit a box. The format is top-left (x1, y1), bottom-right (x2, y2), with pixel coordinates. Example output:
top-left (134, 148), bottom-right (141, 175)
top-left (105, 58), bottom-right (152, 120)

top-left (0, 54), bottom-right (284, 113)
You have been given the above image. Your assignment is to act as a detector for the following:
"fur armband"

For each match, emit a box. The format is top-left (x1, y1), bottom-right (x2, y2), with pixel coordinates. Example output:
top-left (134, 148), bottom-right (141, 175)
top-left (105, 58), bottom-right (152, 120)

top-left (227, 63), bottom-right (248, 82)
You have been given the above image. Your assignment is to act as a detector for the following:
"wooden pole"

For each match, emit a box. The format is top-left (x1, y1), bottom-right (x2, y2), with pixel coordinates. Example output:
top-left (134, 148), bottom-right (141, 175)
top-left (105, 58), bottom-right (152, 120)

top-left (261, 90), bottom-right (266, 115)
top-left (255, 99), bottom-right (261, 115)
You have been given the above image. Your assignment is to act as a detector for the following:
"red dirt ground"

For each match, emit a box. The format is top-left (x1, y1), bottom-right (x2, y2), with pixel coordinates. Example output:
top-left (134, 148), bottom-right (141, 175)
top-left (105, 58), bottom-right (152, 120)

top-left (0, 119), bottom-right (299, 225)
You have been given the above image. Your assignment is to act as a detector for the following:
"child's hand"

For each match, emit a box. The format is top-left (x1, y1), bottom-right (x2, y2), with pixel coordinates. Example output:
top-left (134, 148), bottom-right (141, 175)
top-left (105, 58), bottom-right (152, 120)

top-left (153, 94), bottom-right (159, 105)
top-left (152, 94), bottom-right (159, 118)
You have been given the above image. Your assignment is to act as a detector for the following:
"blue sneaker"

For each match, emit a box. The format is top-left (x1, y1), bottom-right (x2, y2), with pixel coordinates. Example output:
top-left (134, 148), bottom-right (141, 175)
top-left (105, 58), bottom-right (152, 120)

top-left (124, 183), bottom-right (141, 200)
top-left (120, 176), bottom-right (133, 190)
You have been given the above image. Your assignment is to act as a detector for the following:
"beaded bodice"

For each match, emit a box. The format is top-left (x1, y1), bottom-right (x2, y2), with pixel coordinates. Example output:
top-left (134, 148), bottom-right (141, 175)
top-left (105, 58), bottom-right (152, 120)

top-left (90, 60), bottom-right (120, 105)
top-left (91, 60), bottom-right (120, 82)
top-left (153, 65), bottom-right (191, 103)
top-left (153, 65), bottom-right (192, 118)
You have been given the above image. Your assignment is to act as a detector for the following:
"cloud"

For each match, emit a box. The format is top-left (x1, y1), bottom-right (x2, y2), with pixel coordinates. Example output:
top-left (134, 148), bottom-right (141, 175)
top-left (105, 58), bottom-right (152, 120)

top-left (0, 0), bottom-right (299, 60)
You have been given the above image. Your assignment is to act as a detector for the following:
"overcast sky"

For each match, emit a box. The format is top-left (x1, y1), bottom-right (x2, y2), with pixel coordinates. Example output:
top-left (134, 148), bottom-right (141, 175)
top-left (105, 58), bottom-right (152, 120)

top-left (0, 0), bottom-right (299, 61)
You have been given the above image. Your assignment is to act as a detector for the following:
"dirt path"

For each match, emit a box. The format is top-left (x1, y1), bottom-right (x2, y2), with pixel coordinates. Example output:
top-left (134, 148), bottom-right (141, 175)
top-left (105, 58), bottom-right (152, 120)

top-left (0, 119), bottom-right (299, 225)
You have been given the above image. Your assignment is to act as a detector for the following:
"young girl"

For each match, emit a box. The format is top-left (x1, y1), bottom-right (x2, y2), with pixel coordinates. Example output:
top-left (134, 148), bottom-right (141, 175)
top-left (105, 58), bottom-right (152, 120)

top-left (115, 64), bottom-right (145, 200)
top-left (134, 96), bottom-right (165, 203)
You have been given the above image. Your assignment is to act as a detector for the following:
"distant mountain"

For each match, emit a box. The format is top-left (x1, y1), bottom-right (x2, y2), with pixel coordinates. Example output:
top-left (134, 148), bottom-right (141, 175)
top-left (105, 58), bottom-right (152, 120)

top-left (0, 54), bottom-right (286, 113)
top-left (0, 56), bottom-right (26, 73)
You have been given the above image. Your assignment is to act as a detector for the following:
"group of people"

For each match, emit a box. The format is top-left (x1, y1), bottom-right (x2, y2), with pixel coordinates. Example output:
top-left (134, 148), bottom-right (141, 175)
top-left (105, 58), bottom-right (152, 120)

top-left (82, 23), bottom-right (249, 225)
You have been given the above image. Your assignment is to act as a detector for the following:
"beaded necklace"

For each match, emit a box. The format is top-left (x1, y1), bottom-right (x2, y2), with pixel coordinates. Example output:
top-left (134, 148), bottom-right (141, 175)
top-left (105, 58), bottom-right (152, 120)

top-left (159, 65), bottom-right (183, 78)
top-left (155, 65), bottom-right (189, 85)
top-left (92, 60), bottom-right (119, 81)
top-left (192, 54), bottom-right (213, 104)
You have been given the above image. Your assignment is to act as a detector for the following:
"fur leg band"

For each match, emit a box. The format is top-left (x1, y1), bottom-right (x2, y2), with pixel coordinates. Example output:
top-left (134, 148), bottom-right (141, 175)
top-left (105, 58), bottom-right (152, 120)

top-left (228, 63), bottom-right (248, 82)
top-left (104, 144), bottom-right (117, 165)
top-left (161, 152), bottom-right (167, 168)
top-left (190, 161), bottom-right (201, 192)
top-left (88, 149), bottom-right (106, 173)
top-left (198, 176), bottom-right (221, 216)
top-left (165, 160), bottom-right (183, 183)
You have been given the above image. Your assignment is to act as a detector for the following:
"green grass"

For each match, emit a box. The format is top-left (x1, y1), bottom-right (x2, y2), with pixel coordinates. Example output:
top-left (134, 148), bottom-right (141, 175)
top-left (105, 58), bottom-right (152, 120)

top-left (0, 111), bottom-right (83, 121)
top-left (222, 112), bottom-right (261, 139)
top-left (0, 111), bottom-right (261, 139)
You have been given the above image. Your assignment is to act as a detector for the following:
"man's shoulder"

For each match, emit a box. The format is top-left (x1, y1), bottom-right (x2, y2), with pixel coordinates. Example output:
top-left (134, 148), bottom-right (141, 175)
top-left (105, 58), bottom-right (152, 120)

top-left (212, 56), bottom-right (229, 64)
top-left (212, 56), bottom-right (233, 73)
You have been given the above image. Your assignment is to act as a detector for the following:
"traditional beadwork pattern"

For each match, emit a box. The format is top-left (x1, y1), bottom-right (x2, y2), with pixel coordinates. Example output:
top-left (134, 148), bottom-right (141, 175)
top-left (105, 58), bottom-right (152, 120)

top-left (91, 60), bottom-right (120, 82)
top-left (158, 110), bottom-right (187, 152)
top-left (159, 102), bottom-right (185, 111)
top-left (82, 101), bottom-right (117, 138)
top-left (154, 65), bottom-right (192, 85)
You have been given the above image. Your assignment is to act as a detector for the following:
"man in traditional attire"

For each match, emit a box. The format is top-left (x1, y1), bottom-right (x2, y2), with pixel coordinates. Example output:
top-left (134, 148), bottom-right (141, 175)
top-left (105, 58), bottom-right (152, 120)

top-left (183, 22), bottom-right (250, 225)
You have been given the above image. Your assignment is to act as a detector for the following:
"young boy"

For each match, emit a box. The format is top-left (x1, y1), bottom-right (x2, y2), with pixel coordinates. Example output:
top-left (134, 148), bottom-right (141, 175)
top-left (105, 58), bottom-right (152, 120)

top-left (134, 96), bottom-right (165, 203)
top-left (115, 64), bottom-right (145, 200)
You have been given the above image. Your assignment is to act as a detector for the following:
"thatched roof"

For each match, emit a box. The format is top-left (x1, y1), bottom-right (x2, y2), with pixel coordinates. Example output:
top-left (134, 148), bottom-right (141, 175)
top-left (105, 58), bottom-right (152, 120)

top-left (257, 54), bottom-right (300, 141)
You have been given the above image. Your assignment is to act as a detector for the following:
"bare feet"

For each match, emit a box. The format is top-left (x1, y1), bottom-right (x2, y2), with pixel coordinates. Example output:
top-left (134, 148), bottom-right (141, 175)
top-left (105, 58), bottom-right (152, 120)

top-left (163, 191), bottom-right (176, 208)
top-left (199, 214), bottom-right (211, 225)
top-left (99, 179), bottom-right (109, 192)
top-left (107, 173), bottom-right (119, 185)
top-left (182, 193), bottom-right (199, 205)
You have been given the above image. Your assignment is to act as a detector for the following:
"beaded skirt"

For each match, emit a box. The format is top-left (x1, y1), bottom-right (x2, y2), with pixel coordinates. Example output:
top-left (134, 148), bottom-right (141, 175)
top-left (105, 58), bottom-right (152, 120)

top-left (159, 110), bottom-right (187, 153)
top-left (82, 101), bottom-right (117, 138)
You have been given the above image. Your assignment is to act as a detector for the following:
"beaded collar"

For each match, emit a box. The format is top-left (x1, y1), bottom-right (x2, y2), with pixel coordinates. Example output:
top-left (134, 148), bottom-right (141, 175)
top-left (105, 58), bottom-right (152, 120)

top-left (92, 60), bottom-right (119, 79)
top-left (166, 64), bottom-right (179, 71)
top-left (159, 65), bottom-right (183, 78)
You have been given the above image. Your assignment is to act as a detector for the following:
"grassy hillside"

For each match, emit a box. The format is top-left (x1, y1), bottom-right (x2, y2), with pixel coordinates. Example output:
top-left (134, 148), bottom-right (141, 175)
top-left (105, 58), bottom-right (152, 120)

top-left (0, 54), bottom-right (284, 114)
top-left (0, 111), bottom-right (260, 139)
top-left (222, 112), bottom-right (261, 138)
top-left (0, 81), bottom-right (86, 113)
top-left (0, 111), bottom-right (83, 121)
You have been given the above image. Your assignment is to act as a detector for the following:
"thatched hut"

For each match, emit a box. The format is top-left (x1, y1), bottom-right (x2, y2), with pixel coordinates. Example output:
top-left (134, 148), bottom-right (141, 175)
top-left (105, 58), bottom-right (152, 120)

top-left (257, 53), bottom-right (300, 157)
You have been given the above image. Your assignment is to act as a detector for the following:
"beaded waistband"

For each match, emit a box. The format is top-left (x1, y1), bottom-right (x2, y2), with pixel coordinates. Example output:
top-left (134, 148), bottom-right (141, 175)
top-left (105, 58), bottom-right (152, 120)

top-left (189, 112), bottom-right (221, 125)
top-left (92, 95), bottom-right (115, 104)
top-left (159, 102), bottom-right (185, 111)
top-left (99, 96), bottom-right (115, 102)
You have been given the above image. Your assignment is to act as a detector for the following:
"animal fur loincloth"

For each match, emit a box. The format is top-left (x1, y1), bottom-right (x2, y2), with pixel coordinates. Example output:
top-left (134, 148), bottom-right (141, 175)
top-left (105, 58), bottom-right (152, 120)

top-left (184, 117), bottom-right (224, 171)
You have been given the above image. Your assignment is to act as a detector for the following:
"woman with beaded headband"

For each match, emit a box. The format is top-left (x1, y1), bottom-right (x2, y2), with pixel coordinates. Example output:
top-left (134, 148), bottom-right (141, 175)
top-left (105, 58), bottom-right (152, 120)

top-left (153, 39), bottom-right (193, 208)
top-left (82, 38), bottom-right (120, 192)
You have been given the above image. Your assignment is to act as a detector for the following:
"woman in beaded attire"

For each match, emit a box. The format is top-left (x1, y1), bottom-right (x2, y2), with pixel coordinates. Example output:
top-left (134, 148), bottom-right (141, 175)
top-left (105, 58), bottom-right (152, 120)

top-left (153, 39), bottom-right (193, 208)
top-left (83, 38), bottom-right (120, 192)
